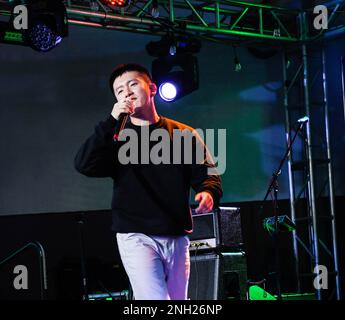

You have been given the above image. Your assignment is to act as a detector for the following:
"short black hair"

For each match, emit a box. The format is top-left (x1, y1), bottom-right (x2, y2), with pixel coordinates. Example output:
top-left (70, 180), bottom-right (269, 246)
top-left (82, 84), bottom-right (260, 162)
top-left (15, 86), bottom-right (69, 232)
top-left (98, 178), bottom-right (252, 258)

top-left (109, 63), bottom-right (153, 97)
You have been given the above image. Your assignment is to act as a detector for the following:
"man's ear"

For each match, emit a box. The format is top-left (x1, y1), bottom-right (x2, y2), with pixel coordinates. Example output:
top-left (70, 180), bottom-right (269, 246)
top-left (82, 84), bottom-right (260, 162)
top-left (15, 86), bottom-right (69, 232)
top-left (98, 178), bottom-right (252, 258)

top-left (150, 83), bottom-right (157, 97)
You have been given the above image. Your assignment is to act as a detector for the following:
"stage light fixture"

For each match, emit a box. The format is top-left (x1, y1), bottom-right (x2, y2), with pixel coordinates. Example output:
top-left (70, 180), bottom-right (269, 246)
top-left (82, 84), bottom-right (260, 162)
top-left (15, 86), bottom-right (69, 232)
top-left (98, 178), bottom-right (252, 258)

top-left (263, 215), bottom-right (296, 234)
top-left (233, 46), bottom-right (242, 72)
top-left (159, 82), bottom-right (177, 102)
top-left (151, 0), bottom-right (159, 18)
top-left (28, 21), bottom-right (62, 52)
top-left (100, 0), bottom-right (130, 8)
top-left (0, 0), bottom-right (68, 52)
top-left (152, 53), bottom-right (199, 103)
top-left (90, 1), bottom-right (100, 11)
top-left (146, 35), bottom-right (201, 57)
top-left (169, 43), bottom-right (176, 56)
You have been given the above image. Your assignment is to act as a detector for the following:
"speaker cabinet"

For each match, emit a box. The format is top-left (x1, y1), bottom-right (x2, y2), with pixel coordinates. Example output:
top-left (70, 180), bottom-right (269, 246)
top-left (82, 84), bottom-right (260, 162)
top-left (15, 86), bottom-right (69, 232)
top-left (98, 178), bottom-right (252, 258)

top-left (188, 251), bottom-right (247, 300)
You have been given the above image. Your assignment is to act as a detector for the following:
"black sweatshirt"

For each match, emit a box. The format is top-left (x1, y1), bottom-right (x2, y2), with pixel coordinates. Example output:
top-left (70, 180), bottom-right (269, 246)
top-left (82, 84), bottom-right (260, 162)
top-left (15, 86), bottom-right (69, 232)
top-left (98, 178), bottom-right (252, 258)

top-left (74, 115), bottom-right (223, 236)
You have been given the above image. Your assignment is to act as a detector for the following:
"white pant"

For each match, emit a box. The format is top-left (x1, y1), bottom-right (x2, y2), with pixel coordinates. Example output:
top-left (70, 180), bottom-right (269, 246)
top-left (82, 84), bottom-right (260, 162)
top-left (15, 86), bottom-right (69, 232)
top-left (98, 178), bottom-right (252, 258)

top-left (116, 233), bottom-right (190, 300)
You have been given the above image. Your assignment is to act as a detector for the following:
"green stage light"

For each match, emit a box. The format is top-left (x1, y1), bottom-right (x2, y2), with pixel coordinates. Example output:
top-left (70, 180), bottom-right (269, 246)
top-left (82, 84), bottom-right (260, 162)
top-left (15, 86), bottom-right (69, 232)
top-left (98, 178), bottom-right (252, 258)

top-left (248, 285), bottom-right (277, 300)
top-left (263, 215), bottom-right (296, 234)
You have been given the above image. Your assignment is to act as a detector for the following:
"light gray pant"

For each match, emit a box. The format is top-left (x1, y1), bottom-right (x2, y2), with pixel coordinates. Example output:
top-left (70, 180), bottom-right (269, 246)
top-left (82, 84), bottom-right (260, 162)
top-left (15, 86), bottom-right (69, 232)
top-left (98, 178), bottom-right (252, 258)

top-left (116, 233), bottom-right (190, 300)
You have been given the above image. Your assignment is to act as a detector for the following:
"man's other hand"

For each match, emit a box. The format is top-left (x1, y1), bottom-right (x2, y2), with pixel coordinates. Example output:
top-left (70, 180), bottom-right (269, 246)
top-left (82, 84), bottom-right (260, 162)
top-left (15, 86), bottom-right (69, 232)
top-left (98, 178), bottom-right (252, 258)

top-left (194, 191), bottom-right (214, 214)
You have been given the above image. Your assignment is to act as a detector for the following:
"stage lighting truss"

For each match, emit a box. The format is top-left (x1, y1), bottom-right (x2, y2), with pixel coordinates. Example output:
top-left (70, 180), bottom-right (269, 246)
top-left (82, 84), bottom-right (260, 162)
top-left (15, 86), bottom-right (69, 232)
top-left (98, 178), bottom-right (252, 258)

top-left (152, 53), bottom-right (199, 103)
top-left (3, 1), bottom-right (345, 46)
top-left (46, 0), bottom-right (345, 45)
top-left (0, 0), bottom-right (68, 52)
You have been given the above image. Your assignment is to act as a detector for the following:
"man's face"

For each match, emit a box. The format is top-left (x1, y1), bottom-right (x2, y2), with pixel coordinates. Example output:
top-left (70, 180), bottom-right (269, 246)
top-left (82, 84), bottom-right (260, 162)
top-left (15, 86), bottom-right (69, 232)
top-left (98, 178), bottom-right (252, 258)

top-left (113, 71), bottom-right (156, 112)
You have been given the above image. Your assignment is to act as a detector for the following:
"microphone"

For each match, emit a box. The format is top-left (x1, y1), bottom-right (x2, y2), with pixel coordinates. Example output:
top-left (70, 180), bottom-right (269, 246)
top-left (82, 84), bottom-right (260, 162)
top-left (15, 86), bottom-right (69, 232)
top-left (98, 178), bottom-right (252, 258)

top-left (113, 113), bottom-right (129, 141)
top-left (297, 116), bottom-right (309, 123)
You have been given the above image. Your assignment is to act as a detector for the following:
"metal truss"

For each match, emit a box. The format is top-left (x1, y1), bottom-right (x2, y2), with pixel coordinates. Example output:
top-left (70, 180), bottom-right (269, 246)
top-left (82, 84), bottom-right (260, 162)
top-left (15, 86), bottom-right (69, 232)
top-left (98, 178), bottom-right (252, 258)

top-left (64, 0), bottom-right (345, 45)
top-left (282, 35), bottom-right (341, 300)
top-left (0, 0), bottom-right (345, 45)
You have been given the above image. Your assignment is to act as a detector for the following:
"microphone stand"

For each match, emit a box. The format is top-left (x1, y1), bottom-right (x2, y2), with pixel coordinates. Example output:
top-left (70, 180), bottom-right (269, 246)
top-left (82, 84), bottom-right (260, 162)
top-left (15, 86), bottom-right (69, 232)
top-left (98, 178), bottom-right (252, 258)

top-left (259, 118), bottom-right (308, 300)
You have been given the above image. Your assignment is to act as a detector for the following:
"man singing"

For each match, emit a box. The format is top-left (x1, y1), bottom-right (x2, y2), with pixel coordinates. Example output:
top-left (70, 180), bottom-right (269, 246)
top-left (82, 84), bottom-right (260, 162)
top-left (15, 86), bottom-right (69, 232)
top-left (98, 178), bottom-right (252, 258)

top-left (74, 63), bottom-right (222, 300)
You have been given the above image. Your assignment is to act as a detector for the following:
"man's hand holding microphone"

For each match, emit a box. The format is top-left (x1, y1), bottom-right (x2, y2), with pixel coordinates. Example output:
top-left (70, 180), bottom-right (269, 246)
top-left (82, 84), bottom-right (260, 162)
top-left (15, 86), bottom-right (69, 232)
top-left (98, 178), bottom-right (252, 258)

top-left (111, 99), bottom-right (134, 141)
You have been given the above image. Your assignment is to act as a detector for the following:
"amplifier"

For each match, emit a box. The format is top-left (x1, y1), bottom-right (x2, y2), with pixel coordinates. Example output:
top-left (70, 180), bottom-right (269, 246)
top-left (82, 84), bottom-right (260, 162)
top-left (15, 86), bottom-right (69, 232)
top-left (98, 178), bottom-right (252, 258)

top-left (188, 251), bottom-right (248, 300)
top-left (189, 207), bottom-right (243, 251)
